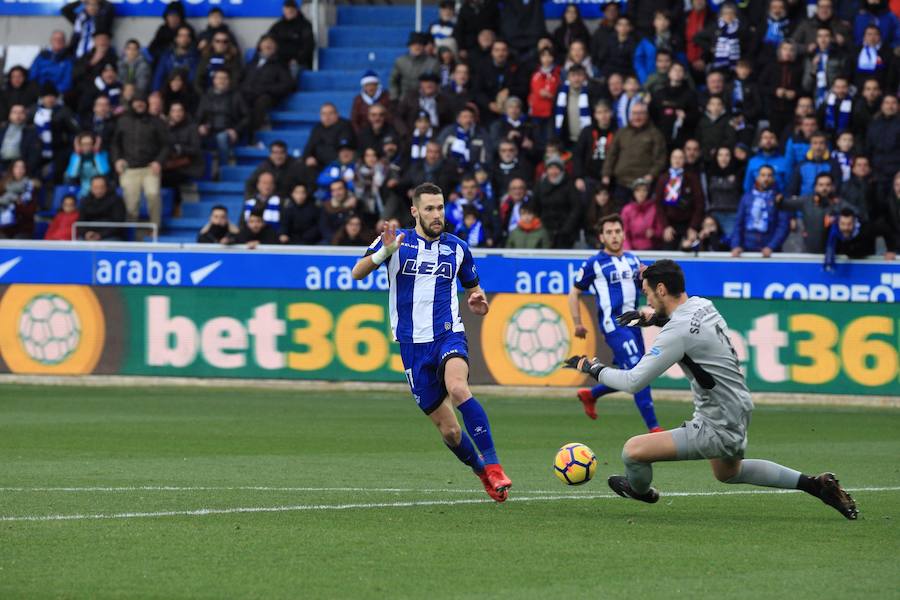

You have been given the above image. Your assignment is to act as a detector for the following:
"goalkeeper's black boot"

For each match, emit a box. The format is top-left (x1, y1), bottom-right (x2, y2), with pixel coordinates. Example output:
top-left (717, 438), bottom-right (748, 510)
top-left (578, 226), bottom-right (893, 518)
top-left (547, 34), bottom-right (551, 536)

top-left (607, 475), bottom-right (659, 504)
top-left (815, 473), bottom-right (858, 520)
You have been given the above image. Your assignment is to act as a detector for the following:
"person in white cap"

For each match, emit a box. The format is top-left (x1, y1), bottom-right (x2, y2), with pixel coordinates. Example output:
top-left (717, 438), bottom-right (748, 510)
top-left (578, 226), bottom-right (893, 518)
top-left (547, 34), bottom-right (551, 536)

top-left (351, 69), bottom-right (391, 133)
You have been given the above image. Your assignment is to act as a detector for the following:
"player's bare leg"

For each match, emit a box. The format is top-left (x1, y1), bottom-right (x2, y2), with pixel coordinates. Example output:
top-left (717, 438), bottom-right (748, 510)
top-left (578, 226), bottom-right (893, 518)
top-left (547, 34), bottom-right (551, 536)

top-left (710, 458), bottom-right (858, 519)
top-left (444, 357), bottom-right (512, 501)
top-left (607, 431), bottom-right (678, 503)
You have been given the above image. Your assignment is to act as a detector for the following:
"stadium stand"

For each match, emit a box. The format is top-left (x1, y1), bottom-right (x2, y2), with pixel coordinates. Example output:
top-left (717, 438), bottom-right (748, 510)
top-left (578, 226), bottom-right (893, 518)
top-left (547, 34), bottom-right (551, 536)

top-left (0, 0), bottom-right (898, 261)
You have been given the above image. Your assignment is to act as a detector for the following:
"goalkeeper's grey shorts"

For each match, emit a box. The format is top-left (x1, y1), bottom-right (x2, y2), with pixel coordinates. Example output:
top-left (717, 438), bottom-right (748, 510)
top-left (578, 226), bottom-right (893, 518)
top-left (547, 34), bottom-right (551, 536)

top-left (670, 415), bottom-right (749, 460)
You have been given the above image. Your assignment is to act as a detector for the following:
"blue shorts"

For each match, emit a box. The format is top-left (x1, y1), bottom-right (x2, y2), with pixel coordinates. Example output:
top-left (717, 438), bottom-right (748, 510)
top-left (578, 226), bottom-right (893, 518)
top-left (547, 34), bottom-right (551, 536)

top-left (399, 331), bottom-right (469, 415)
top-left (604, 326), bottom-right (645, 370)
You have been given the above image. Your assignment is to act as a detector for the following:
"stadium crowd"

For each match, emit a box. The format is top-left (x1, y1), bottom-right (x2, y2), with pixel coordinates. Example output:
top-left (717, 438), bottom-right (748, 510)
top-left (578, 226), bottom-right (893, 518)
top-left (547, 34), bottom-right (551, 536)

top-left (0, 0), bottom-right (312, 241)
top-left (0, 0), bottom-right (899, 261)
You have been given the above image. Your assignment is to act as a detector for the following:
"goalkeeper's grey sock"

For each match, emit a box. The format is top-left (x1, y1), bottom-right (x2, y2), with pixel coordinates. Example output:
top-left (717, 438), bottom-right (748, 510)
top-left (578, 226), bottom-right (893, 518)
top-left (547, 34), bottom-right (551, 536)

top-left (622, 448), bottom-right (653, 494)
top-left (724, 459), bottom-right (801, 489)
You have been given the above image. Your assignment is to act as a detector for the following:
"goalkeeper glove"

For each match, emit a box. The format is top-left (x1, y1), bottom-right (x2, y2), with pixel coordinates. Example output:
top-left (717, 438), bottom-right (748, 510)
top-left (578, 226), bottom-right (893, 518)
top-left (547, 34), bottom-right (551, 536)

top-left (562, 355), bottom-right (608, 380)
top-left (616, 310), bottom-right (667, 328)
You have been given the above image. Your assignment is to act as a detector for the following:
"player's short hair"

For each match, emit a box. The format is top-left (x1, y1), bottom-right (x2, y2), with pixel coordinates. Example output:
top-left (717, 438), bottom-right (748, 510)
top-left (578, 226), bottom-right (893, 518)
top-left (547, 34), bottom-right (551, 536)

top-left (412, 182), bottom-right (443, 206)
top-left (643, 259), bottom-right (685, 296)
top-left (599, 213), bottom-right (623, 231)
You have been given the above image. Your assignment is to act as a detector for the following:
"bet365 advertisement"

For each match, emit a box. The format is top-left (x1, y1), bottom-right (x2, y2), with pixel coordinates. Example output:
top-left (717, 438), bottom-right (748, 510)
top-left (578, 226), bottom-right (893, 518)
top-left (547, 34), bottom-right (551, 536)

top-left (0, 284), bottom-right (897, 396)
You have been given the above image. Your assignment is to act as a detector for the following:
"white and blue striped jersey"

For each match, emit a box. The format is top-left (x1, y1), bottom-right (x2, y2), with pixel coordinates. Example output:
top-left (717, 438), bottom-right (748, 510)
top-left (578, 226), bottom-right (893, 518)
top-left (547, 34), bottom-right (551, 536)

top-left (366, 229), bottom-right (480, 344)
top-left (573, 251), bottom-right (642, 335)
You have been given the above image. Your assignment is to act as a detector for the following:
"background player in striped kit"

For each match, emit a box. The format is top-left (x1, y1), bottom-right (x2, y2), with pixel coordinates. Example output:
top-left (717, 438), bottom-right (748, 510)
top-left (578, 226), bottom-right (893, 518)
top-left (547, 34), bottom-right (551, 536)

top-left (567, 214), bottom-right (662, 432)
top-left (351, 183), bottom-right (512, 502)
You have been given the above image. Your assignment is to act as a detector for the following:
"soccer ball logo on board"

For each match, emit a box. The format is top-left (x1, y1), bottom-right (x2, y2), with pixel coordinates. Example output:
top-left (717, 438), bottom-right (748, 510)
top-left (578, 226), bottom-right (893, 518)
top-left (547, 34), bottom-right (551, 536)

top-left (18, 294), bottom-right (82, 365)
top-left (504, 303), bottom-right (570, 376)
top-left (0, 284), bottom-right (106, 375)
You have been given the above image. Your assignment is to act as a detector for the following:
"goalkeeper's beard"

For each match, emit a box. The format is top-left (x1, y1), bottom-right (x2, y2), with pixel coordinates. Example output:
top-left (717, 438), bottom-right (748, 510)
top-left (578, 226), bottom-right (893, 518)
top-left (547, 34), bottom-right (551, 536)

top-left (418, 215), bottom-right (444, 240)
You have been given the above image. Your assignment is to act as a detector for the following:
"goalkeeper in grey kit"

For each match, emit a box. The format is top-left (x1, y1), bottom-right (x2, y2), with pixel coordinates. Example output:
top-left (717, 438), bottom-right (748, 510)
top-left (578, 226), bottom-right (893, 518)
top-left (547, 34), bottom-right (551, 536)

top-left (563, 259), bottom-right (858, 519)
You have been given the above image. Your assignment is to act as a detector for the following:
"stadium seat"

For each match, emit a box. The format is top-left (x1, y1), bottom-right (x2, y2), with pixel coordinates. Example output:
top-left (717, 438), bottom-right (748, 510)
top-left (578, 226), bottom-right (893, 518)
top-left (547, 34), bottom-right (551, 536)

top-left (234, 146), bottom-right (270, 165)
top-left (220, 165), bottom-right (255, 182)
top-left (328, 26), bottom-right (413, 48)
top-left (300, 69), bottom-right (390, 92)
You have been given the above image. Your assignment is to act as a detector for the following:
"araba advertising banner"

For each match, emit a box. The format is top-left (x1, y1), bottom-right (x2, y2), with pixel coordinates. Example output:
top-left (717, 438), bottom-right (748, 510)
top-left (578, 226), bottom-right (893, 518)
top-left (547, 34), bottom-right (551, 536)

top-left (0, 284), bottom-right (896, 396)
top-left (0, 247), bottom-right (896, 303)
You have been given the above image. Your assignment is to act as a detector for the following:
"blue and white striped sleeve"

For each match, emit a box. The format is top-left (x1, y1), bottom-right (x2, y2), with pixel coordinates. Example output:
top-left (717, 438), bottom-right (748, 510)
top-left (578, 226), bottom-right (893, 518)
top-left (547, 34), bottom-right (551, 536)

top-left (573, 260), bottom-right (595, 291)
top-left (458, 242), bottom-right (480, 289)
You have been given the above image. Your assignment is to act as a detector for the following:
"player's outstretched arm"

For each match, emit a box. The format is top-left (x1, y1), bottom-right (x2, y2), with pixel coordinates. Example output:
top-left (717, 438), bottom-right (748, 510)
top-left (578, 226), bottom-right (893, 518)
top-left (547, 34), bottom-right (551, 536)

top-left (466, 286), bottom-right (489, 316)
top-left (352, 224), bottom-right (405, 280)
top-left (598, 325), bottom-right (684, 393)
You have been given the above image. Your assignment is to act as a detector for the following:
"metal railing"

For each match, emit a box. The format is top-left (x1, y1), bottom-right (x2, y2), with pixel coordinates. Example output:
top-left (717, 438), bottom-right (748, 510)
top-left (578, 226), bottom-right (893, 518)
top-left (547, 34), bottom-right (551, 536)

top-left (72, 222), bottom-right (159, 242)
top-left (311, 0), bottom-right (320, 71)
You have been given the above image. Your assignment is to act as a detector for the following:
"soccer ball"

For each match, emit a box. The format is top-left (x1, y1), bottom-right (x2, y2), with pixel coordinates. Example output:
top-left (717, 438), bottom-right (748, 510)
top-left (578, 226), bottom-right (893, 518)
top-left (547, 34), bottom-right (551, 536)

top-left (17, 294), bottom-right (82, 365)
top-left (554, 442), bottom-right (598, 486)
top-left (504, 303), bottom-right (570, 376)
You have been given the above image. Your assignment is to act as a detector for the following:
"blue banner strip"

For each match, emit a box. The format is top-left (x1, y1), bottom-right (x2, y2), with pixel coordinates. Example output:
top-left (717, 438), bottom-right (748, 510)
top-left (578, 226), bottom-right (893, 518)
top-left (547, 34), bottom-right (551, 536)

top-left (0, 247), bottom-right (897, 303)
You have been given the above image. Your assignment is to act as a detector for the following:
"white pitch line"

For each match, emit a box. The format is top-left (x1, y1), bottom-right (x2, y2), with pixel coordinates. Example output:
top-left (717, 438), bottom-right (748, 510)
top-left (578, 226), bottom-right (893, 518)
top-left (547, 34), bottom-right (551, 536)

top-left (0, 486), bottom-right (896, 523)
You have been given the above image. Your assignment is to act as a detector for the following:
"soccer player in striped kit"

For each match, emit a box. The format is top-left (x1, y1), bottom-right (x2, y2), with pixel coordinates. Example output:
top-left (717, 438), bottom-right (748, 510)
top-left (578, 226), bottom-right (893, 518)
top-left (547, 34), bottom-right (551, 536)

top-left (351, 183), bottom-right (512, 502)
top-left (567, 214), bottom-right (662, 432)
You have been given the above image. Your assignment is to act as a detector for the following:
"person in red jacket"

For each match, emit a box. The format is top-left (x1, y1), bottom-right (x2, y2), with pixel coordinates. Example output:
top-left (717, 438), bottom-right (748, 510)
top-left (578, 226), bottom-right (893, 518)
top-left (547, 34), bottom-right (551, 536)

top-left (44, 194), bottom-right (80, 241)
top-left (527, 47), bottom-right (560, 148)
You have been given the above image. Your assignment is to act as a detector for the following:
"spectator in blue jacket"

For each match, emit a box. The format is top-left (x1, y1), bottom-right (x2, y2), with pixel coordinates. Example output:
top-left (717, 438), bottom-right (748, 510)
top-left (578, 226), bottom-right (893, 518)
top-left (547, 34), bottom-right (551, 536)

top-left (783, 114), bottom-right (818, 173)
top-left (787, 131), bottom-right (839, 197)
top-left (152, 26), bottom-right (199, 91)
top-left (633, 10), bottom-right (683, 85)
top-left (730, 166), bottom-right (791, 257)
top-left (853, 0), bottom-right (900, 49)
top-left (29, 31), bottom-right (74, 95)
top-left (316, 140), bottom-right (358, 199)
top-left (65, 131), bottom-right (110, 198)
top-left (743, 129), bottom-right (790, 192)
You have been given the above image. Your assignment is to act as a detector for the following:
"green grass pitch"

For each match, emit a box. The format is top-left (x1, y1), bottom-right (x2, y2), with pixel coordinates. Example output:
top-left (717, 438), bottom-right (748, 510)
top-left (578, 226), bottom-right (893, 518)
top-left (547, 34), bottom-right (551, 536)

top-left (1, 384), bottom-right (898, 599)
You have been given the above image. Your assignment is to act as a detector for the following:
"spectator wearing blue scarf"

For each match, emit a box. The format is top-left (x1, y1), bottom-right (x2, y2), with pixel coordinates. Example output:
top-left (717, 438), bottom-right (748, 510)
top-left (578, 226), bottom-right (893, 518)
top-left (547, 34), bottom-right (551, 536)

top-left (755, 0), bottom-right (792, 66)
top-left (817, 76), bottom-right (854, 136)
top-left (853, 25), bottom-right (892, 88)
top-left (730, 166), bottom-right (791, 257)
top-left (437, 106), bottom-right (488, 173)
top-left (801, 27), bottom-right (849, 109)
